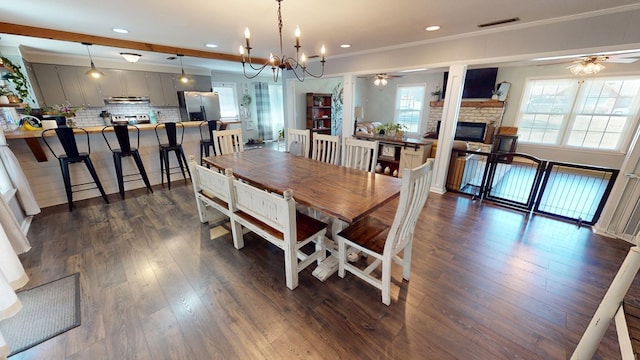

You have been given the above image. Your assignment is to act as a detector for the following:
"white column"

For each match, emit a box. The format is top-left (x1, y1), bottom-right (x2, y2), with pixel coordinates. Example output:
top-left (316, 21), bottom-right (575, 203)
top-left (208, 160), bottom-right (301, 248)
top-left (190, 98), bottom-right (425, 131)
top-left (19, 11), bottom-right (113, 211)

top-left (430, 64), bottom-right (467, 194)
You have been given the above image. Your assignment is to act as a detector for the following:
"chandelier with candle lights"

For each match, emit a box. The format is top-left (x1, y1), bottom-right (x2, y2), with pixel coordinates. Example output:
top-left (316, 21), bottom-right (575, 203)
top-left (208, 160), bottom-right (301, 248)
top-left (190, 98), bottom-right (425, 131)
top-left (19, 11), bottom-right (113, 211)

top-left (239, 0), bottom-right (326, 82)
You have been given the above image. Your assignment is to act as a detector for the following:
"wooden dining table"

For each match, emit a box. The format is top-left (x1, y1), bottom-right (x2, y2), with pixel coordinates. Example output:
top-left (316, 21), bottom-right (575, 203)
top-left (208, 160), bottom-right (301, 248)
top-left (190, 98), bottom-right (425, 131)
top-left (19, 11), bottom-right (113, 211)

top-left (203, 148), bottom-right (402, 224)
top-left (203, 148), bottom-right (404, 281)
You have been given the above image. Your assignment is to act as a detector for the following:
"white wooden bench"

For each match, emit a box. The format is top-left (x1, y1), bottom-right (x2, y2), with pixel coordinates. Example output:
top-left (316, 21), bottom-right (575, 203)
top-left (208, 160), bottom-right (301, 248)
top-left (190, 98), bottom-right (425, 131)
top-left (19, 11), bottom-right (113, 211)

top-left (188, 155), bottom-right (244, 248)
top-left (229, 180), bottom-right (327, 290)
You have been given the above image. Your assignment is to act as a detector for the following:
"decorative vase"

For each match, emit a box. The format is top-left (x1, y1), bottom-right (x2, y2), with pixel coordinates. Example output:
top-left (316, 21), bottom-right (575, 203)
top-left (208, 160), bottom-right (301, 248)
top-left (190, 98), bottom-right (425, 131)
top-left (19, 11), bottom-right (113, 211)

top-left (491, 94), bottom-right (499, 100)
top-left (375, 163), bottom-right (382, 173)
top-left (0, 95), bottom-right (8, 104)
top-left (7, 94), bottom-right (20, 103)
top-left (384, 166), bottom-right (391, 175)
top-left (393, 169), bottom-right (398, 177)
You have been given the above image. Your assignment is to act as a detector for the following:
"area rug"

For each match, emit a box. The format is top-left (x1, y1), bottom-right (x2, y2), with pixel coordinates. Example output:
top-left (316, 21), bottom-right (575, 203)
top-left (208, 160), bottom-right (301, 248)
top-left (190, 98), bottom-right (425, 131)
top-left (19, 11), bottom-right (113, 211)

top-left (0, 273), bottom-right (81, 357)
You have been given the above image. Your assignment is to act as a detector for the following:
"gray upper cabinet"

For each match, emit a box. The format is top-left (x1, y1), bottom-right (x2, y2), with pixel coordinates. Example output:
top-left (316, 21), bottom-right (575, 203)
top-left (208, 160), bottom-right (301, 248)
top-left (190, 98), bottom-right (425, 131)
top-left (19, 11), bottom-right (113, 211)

top-left (124, 71), bottom-right (149, 97)
top-left (76, 67), bottom-right (103, 107)
top-left (174, 74), bottom-right (211, 92)
top-left (160, 73), bottom-right (179, 106)
top-left (98, 69), bottom-right (127, 97)
top-left (31, 63), bottom-right (209, 108)
top-left (145, 73), bottom-right (165, 106)
top-left (32, 64), bottom-right (66, 107)
top-left (56, 66), bottom-right (84, 106)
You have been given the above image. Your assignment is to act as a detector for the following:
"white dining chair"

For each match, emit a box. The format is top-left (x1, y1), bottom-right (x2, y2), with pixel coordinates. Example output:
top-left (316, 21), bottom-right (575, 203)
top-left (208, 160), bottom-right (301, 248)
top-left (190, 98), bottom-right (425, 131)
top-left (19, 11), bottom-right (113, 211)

top-left (213, 128), bottom-right (244, 155)
top-left (336, 159), bottom-right (434, 305)
top-left (311, 133), bottom-right (341, 165)
top-left (342, 137), bottom-right (379, 172)
top-left (287, 128), bottom-right (310, 158)
top-left (229, 180), bottom-right (327, 290)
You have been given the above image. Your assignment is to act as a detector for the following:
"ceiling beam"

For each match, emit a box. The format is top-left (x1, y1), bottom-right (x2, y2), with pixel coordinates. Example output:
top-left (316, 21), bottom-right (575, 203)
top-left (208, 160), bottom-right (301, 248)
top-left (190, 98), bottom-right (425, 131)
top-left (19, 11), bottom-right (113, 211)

top-left (0, 22), bottom-right (269, 63)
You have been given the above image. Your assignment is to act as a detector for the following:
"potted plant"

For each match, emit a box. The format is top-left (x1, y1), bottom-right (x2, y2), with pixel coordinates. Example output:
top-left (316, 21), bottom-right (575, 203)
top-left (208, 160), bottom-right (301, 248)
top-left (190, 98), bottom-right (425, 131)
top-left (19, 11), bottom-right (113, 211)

top-left (431, 86), bottom-right (442, 101)
top-left (0, 85), bottom-right (11, 104)
top-left (375, 122), bottom-right (407, 137)
top-left (0, 57), bottom-right (32, 105)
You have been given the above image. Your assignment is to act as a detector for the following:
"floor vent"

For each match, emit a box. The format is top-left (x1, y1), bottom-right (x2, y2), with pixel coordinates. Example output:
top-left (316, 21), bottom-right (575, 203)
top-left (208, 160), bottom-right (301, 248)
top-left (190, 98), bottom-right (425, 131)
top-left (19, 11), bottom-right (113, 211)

top-left (478, 17), bottom-right (520, 28)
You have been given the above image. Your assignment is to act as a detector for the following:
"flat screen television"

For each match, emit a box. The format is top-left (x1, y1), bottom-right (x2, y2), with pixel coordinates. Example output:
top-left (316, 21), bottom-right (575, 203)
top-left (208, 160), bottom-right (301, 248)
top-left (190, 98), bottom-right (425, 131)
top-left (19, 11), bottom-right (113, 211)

top-left (442, 68), bottom-right (498, 99)
top-left (437, 121), bottom-right (487, 143)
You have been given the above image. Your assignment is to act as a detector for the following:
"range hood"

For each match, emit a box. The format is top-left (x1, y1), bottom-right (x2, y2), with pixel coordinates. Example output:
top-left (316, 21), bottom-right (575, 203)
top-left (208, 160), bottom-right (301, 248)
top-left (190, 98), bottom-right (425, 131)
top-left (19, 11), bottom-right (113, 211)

top-left (104, 96), bottom-right (150, 104)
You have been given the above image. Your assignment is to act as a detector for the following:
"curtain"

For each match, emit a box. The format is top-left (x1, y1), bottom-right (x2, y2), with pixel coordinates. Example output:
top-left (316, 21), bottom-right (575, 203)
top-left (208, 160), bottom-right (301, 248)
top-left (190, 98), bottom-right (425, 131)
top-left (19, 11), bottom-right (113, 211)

top-left (0, 195), bottom-right (31, 254)
top-left (254, 82), bottom-right (273, 141)
top-left (0, 218), bottom-right (29, 359)
top-left (0, 130), bottom-right (40, 216)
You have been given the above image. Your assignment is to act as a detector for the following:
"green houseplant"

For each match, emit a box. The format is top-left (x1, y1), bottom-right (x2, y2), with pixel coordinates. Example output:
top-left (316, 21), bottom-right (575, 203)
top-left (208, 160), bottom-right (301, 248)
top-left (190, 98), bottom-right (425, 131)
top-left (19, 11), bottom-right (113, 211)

top-left (375, 122), bottom-right (407, 137)
top-left (1, 56), bottom-right (32, 105)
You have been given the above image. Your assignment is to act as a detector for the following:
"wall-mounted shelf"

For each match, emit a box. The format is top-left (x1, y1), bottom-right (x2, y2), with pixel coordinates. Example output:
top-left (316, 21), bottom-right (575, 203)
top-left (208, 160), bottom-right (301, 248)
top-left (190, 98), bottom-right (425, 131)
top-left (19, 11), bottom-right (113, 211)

top-left (0, 103), bottom-right (26, 108)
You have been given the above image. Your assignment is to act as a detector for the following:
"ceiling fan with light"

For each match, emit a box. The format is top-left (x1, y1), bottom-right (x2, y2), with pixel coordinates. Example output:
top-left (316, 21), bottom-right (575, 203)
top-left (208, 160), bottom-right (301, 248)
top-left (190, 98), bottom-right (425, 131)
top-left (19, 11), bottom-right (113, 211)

top-left (536, 50), bottom-right (640, 75)
top-left (359, 73), bottom-right (403, 86)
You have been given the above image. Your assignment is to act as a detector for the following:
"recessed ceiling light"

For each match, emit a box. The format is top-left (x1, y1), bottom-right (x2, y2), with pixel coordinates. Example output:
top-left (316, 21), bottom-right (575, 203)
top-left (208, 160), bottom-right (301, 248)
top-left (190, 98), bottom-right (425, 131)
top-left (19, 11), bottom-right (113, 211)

top-left (425, 25), bottom-right (440, 32)
top-left (113, 28), bottom-right (129, 34)
top-left (205, 43), bottom-right (218, 48)
top-left (340, 44), bottom-right (351, 48)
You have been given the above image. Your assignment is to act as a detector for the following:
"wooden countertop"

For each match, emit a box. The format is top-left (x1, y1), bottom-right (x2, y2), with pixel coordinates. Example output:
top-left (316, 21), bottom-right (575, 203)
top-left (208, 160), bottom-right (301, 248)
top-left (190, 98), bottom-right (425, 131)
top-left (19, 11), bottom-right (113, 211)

top-left (4, 121), bottom-right (241, 140)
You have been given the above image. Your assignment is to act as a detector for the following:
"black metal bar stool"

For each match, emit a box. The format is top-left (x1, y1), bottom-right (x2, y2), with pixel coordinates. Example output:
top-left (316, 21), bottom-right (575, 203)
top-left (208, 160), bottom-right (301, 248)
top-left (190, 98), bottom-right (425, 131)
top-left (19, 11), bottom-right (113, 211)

top-left (155, 122), bottom-right (191, 189)
top-left (41, 127), bottom-right (109, 211)
top-left (102, 124), bottom-right (153, 199)
top-left (199, 120), bottom-right (221, 165)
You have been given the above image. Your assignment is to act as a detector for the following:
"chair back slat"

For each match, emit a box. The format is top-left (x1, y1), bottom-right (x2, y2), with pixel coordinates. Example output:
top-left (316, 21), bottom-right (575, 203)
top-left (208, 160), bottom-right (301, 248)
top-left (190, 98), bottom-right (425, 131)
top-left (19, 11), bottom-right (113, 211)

top-left (213, 128), bottom-right (244, 155)
top-left (287, 129), bottom-right (310, 158)
top-left (165, 122), bottom-right (178, 146)
top-left (114, 124), bottom-right (132, 151)
top-left (385, 159), bottom-right (434, 254)
top-left (55, 127), bottom-right (81, 157)
top-left (342, 137), bottom-right (379, 172)
top-left (312, 133), bottom-right (340, 165)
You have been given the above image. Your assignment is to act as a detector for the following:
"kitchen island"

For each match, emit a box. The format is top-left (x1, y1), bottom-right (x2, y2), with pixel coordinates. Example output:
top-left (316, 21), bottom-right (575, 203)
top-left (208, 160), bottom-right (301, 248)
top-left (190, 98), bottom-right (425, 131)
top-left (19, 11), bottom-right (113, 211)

top-left (4, 121), bottom-right (241, 208)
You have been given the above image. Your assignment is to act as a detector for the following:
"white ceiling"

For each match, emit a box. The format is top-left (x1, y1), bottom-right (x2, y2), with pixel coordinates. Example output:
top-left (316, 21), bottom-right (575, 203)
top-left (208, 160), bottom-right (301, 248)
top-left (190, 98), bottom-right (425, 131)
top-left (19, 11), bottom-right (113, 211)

top-left (1, 0), bottom-right (640, 74)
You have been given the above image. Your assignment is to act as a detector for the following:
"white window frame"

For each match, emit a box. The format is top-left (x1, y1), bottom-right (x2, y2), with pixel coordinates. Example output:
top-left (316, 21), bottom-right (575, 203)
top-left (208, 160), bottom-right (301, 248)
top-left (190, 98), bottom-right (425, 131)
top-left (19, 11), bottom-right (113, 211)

top-left (516, 75), bottom-right (640, 152)
top-left (212, 82), bottom-right (239, 121)
top-left (394, 83), bottom-right (426, 134)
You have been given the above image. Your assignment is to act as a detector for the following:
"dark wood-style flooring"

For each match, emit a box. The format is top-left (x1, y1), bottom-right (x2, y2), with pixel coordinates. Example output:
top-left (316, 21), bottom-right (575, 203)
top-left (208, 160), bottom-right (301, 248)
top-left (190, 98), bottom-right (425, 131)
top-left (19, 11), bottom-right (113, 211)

top-left (13, 183), bottom-right (640, 359)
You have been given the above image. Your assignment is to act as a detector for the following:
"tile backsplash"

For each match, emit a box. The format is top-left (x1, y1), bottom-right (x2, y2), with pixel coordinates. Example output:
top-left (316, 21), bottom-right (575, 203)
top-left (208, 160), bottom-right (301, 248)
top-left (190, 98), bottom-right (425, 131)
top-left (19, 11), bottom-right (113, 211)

top-left (71, 105), bottom-right (181, 127)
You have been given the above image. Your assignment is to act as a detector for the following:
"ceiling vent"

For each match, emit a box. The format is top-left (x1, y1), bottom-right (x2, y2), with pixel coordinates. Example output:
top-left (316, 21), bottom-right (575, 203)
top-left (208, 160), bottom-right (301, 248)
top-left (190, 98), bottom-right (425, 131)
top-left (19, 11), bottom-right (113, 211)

top-left (478, 17), bottom-right (520, 28)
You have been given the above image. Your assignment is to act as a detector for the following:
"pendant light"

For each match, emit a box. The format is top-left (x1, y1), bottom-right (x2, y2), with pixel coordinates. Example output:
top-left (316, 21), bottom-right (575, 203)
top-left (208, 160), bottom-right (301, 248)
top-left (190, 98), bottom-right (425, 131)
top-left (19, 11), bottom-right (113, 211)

top-left (82, 42), bottom-right (104, 79)
top-left (177, 54), bottom-right (189, 83)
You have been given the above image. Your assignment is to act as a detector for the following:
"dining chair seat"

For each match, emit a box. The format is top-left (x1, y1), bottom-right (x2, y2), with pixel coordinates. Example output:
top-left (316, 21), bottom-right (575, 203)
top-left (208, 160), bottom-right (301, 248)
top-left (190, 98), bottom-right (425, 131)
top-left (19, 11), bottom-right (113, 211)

top-left (337, 159), bottom-right (434, 305)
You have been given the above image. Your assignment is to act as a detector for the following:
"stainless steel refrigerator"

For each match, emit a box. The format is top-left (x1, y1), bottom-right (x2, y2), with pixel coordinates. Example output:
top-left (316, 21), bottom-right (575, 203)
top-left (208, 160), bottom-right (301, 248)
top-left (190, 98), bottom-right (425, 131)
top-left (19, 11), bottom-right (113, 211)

top-left (177, 91), bottom-right (221, 121)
